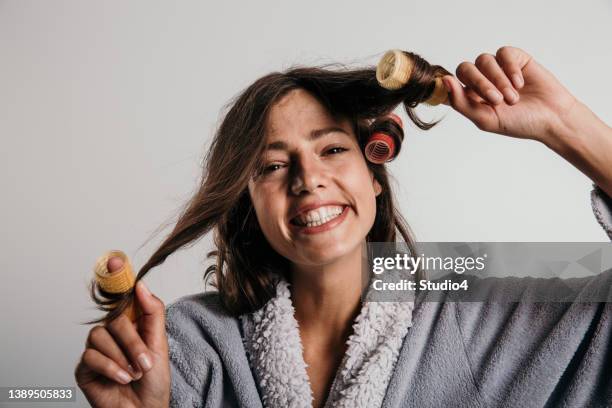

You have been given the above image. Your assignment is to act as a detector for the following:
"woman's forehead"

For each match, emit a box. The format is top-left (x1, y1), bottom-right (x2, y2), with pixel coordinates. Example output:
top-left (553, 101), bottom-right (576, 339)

top-left (265, 89), bottom-right (351, 141)
top-left (269, 91), bottom-right (331, 127)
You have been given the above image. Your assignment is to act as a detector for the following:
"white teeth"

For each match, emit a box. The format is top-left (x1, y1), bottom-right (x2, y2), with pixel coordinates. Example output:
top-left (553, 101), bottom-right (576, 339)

top-left (293, 205), bottom-right (344, 227)
top-left (319, 207), bottom-right (328, 219)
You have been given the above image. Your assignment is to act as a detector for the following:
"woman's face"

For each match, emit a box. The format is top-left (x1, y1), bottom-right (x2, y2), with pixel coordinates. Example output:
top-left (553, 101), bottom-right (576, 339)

top-left (247, 88), bottom-right (382, 267)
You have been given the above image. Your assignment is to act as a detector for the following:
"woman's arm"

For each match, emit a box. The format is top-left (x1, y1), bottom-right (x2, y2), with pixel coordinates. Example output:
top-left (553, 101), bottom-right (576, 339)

top-left (543, 100), bottom-right (612, 198)
top-left (442, 46), bottom-right (612, 198)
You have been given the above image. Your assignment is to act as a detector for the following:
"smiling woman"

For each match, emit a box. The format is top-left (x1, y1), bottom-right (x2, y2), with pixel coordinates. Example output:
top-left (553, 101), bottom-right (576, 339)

top-left (88, 55), bottom-right (447, 323)
top-left (81, 52), bottom-right (449, 407)
top-left (77, 48), bottom-right (612, 408)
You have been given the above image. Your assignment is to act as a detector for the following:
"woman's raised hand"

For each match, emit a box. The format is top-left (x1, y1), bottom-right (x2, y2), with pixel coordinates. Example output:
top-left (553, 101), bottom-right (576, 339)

top-left (442, 46), bottom-right (579, 143)
top-left (74, 258), bottom-right (170, 408)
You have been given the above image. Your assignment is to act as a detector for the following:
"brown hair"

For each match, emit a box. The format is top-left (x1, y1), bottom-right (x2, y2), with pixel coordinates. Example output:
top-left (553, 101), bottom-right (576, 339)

top-left (87, 51), bottom-right (450, 324)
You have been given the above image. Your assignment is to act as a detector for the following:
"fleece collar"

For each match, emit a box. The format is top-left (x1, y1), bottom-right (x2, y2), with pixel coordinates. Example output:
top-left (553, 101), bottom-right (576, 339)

top-left (239, 275), bottom-right (414, 408)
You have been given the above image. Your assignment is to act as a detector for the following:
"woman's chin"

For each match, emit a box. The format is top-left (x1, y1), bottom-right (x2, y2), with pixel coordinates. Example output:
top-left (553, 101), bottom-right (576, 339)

top-left (294, 240), bottom-right (362, 266)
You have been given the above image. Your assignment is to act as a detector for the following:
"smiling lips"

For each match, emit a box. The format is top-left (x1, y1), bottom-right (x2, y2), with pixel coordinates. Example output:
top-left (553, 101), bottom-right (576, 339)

top-left (289, 205), bottom-right (350, 235)
top-left (291, 205), bottom-right (345, 227)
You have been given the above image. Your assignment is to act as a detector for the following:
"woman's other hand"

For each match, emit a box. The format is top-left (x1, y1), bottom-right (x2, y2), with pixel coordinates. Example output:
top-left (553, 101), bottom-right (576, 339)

top-left (442, 45), bottom-right (579, 143)
top-left (442, 46), bottom-right (612, 198)
top-left (74, 259), bottom-right (170, 408)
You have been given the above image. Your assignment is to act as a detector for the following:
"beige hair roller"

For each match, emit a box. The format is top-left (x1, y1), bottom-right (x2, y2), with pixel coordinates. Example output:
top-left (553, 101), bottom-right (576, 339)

top-left (93, 250), bottom-right (141, 322)
top-left (376, 49), bottom-right (449, 106)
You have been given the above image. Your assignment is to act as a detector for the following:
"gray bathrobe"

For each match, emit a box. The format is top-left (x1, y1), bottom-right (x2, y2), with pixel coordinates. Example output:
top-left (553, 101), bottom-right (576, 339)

top-left (165, 185), bottom-right (612, 408)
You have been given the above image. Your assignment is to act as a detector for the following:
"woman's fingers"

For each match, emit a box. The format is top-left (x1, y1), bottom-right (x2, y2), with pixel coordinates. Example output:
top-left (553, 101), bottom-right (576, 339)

top-left (465, 87), bottom-right (485, 104)
top-left (134, 280), bottom-right (167, 353)
top-left (80, 348), bottom-right (134, 385)
top-left (454, 47), bottom-right (532, 107)
top-left (106, 313), bottom-right (155, 375)
top-left (455, 59), bottom-right (520, 106)
top-left (76, 257), bottom-right (171, 407)
top-left (442, 75), bottom-right (497, 132)
top-left (496, 46), bottom-right (531, 90)
top-left (86, 325), bottom-right (142, 380)
top-left (474, 53), bottom-right (519, 104)
top-left (456, 61), bottom-right (502, 105)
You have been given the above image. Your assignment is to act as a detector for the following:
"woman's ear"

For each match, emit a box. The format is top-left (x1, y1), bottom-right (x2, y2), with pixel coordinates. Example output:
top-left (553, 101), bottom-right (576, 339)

top-left (372, 173), bottom-right (382, 196)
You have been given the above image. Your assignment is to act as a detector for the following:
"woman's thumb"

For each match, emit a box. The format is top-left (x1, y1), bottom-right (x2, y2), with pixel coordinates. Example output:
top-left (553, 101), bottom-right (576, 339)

top-left (134, 280), bottom-right (167, 352)
top-left (107, 256), bottom-right (124, 273)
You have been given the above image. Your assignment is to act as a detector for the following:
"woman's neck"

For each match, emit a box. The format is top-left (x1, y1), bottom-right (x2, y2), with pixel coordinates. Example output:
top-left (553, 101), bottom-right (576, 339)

top-left (289, 243), bottom-right (365, 346)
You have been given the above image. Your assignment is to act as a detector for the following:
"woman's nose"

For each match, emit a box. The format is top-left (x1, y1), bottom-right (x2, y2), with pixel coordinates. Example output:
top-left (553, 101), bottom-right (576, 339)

top-left (290, 157), bottom-right (327, 195)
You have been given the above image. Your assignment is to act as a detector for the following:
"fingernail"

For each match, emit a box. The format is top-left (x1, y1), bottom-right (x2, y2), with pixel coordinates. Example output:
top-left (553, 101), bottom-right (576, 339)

top-left (502, 87), bottom-right (519, 103)
top-left (138, 281), bottom-right (150, 296)
top-left (127, 364), bottom-right (142, 380)
top-left (486, 89), bottom-right (503, 104)
top-left (116, 369), bottom-right (132, 384)
top-left (442, 77), bottom-right (452, 93)
top-left (513, 74), bottom-right (524, 88)
top-left (138, 353), bottom-right (153, 371)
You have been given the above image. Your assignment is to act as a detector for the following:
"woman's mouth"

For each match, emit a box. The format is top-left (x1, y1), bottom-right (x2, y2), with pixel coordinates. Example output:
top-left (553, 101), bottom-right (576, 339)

top-left (289, 205), bottom-right (350, 235)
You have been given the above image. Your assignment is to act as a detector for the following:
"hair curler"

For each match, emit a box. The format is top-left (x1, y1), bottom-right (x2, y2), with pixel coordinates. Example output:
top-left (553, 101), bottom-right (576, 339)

top-left (376, 49), bottom-right (449, 106)
top-left (93, 250), bottom-right (141, 322)
top-left (364, 113), bottom-right (404, 164)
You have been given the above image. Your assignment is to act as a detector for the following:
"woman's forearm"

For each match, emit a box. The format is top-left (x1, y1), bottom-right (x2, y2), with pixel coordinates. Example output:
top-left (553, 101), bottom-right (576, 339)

top-left (541, 100), bottom-right (612, 198)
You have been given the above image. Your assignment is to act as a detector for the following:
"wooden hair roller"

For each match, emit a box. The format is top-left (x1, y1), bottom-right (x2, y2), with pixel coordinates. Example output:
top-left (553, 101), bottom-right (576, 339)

top-left (93, 250), bottom-right (141, 322)
top-left (376, 49), bottom-right (448, 106)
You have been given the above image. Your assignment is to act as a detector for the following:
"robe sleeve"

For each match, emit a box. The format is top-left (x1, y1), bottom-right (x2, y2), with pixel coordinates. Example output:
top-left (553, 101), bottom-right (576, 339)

top-left (591, 184), bottom-right (612, 240)
top-left (451, 186), bottom-right (612, 407)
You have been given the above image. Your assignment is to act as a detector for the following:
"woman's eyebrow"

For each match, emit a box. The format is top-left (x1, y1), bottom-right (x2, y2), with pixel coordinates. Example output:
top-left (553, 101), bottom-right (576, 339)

top-left (265, 126), bottom-right (349, 151)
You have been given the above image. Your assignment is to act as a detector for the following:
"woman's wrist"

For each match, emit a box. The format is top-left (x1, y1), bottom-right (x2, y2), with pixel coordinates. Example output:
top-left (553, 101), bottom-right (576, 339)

top-left (540, 100), bottom-right (612, 198)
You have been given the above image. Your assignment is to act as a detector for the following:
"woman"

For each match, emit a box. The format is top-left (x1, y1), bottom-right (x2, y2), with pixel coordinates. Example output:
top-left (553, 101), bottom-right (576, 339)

top-left (75, 46), bottom-right (612, 407)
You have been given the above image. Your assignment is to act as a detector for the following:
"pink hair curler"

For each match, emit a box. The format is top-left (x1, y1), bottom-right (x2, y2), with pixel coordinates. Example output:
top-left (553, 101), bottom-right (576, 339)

top-left (364, 113), bottom-right (404, 164)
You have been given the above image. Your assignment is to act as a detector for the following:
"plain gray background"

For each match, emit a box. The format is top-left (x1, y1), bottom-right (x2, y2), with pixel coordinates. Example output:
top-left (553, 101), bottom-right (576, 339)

top-left (1, 0), bottom-right (610, 406)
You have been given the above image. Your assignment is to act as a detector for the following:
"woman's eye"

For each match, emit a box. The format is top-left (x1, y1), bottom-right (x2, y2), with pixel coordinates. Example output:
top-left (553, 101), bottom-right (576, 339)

top-left (259, 148), bottom-right (346, 176)
top-left (325, 146), bottom-right (348, 155)
top-left (263, 164), bottom-right (284, 174)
